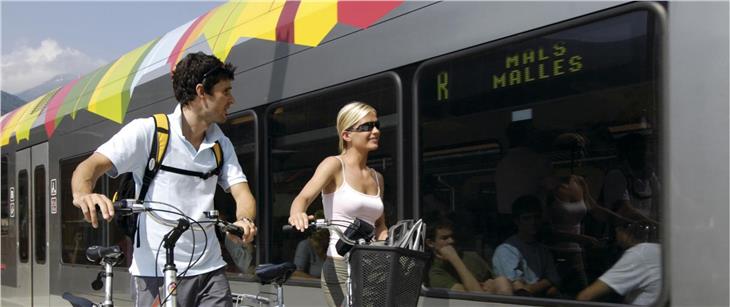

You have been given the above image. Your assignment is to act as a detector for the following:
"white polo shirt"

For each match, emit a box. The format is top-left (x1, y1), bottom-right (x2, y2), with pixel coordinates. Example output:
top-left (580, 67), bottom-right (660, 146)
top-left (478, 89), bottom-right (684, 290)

top-left (97, 104), bottom-right (247, 277)
top-left (599, 243), bottom-right (661, 305)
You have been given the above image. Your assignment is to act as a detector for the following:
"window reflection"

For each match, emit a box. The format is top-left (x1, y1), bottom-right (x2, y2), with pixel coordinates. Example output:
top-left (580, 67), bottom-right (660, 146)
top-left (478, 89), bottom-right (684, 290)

top-left (418, 11), bottom-right (661, 305)
top-left (61, 155), bottom-right (105, 264)
top-left (217, 113), bottom-right (258, 276)
top-left (268, 76), bottom-right (399, 278)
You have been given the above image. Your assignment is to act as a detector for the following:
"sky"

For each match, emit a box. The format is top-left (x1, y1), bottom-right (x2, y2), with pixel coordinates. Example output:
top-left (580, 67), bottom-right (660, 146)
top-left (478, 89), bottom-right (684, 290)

top-left (1, 1), bottom-right (224, 95)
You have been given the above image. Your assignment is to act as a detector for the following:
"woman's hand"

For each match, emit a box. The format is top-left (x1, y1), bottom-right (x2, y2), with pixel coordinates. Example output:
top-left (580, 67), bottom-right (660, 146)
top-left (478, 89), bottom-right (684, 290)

top-left (288, 212), bottom-right (314, 232)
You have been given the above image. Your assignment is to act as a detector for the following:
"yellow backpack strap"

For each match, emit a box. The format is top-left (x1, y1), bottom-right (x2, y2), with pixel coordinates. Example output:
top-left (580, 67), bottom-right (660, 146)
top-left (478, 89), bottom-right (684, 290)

top-left (212, 141), bottom-right (223, 175)
top-left (152, 114), bottom-right (170, 163)
top-left (138, 114), bottom-right (170, 202)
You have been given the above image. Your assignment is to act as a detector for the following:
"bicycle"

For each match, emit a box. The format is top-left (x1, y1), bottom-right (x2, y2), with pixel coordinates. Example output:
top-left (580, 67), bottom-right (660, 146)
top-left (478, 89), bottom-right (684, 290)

top-left (230, 262), bottom-right (297, 307)
top-left (282, 218), bottom-right (430, 307)
top-left (62, 245), bottom-right (125, 307)
top-left (63, 199), bottom-right (247, 307)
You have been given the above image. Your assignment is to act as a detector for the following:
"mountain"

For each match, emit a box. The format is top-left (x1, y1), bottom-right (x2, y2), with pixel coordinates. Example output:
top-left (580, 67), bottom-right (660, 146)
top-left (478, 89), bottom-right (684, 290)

top-left (1, 91), bottom-right (26, 114)
top-left (17, 73), bottom-right (77, 102)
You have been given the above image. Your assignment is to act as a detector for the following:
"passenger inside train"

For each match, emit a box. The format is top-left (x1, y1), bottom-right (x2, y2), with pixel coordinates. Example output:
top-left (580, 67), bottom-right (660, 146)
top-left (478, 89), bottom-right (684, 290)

top-left (425, 217), bottom-right (511, 294)
top-left (492, 195), bottom-right (561, 298)
top-left (577, 222), bottom-right (661, 305)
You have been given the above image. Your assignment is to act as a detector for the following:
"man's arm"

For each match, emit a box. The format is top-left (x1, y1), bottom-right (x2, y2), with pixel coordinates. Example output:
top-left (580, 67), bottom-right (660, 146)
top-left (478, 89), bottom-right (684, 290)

top-left (438, 245), bottom-right (483, 292)
top-left (71, 153), bottom-right (115, 228)
top-left (229, 182), bottom-right (257, 243)
top-left (525, 278), bottom-right (555, 296)
top-left (577, 280), bottom-right (614, 301)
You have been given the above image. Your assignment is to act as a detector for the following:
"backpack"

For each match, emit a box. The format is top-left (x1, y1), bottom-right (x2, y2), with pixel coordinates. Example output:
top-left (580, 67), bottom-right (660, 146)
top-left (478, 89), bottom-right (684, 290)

top-left (113, 114), bottom-right (224, 246)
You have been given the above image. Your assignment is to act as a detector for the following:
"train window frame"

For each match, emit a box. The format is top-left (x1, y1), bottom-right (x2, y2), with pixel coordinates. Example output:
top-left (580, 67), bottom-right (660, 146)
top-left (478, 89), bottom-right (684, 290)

top-left (34, 165), bottom-right (47, 264)
top-left (17, 169), bottom-right (29, 263)
top-left (412, 3), bottom-right (665, 306)
top-left (263, 71), bottom-right (404, 288)
top-left (59, 153), bottom-right (108, 267)
top-left (1, 154), bottom-right (15, 286)
top-left (217, 109), bottom-right (261, 282)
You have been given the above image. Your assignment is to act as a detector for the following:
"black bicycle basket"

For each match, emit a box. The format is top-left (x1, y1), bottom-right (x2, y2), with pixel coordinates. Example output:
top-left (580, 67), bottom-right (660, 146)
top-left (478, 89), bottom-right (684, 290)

top-left (349, 245), bottom-right (431, 307)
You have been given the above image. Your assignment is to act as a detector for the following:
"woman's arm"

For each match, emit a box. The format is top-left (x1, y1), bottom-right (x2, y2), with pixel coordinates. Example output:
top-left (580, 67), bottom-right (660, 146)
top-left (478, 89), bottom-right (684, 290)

top-left (549, 230), bottom-right (600, 247)
top-left (288, 157), bottom-right (340, 231)
top-left (374, 171), bottom-right (388, 240)
top-left (575, 176), bottom-right (634, 225)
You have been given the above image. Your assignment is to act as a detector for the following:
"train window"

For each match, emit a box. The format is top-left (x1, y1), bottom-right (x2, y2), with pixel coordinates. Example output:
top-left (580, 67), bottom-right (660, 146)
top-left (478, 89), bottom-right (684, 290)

top-left (18, 170), bottom-right (29, 263)
top-left (1, 156), bottom-right (8, 234)
top-left (268, 74), bottom-right (400, 280)
top-left (1, 156), bottom-right (15, 286)
top-left (107, 174), bottom-right (134, 267)
top-left (61, 155), bottom-right (105, 264)
top-left (216, 112), bottom-right (258, 276)
top-left (417, 10), bottom-right (660, 305)
top-left (34, 166), bottom-right (46, 264)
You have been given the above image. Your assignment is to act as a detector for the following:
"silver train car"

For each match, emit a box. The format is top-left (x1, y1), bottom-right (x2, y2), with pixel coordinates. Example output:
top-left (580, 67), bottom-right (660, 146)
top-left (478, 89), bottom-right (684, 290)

top-left (1, 1), bottom-right (728, 306)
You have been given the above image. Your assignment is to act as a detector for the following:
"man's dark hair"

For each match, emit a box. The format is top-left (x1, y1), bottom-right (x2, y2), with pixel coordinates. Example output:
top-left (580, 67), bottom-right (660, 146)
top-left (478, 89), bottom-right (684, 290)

top-left (511, 194), bottom-right (542, 220)
top-left (616, 221), bottom-right (655, 242)
top-left (426, 219), bottom-right (453, 241)
top-left (172, 52), bottom-right (236, 105)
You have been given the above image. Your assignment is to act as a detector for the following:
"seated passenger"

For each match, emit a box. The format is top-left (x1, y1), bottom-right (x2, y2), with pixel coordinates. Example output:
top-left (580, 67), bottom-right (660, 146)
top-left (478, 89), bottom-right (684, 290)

top-left (292, 228), bottom-right (328, 279)
top-left (577, 222), bottom-right (661, 305)
top-left (492, 195), bottom-right (561, 297)
top-left (426, 219), bottom-right (511, 294)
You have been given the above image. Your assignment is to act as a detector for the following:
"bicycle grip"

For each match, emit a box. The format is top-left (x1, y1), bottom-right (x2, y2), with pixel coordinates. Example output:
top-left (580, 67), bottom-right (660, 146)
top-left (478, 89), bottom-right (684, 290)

top-left (225, 224), bottom-right (245, 238)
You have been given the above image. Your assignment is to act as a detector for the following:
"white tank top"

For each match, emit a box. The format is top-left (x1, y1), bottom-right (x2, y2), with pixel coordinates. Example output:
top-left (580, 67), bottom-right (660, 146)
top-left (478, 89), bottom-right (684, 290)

top-left (322, 156), bottom-right (384, 258)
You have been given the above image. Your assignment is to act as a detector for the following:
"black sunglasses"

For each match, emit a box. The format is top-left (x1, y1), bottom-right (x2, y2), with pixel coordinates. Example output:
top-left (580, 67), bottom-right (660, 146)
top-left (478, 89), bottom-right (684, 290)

top-left (346, 121), bottom-right (380, 132)
top-left (200, 65), bottom-right (224, 85)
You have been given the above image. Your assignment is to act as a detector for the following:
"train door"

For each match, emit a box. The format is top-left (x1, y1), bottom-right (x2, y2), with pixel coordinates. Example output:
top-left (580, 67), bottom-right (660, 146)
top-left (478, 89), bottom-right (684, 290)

top-left (14, 142), bottom-right (49, 307)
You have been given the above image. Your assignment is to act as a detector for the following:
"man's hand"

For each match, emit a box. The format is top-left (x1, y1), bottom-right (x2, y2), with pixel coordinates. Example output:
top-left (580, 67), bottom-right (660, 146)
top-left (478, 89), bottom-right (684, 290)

top-left (435, 244), bottom-right (460, 262)
top-left (72, 193), bottom-right (114, 229)
top-left (232, 218), bottom-right (257, 243)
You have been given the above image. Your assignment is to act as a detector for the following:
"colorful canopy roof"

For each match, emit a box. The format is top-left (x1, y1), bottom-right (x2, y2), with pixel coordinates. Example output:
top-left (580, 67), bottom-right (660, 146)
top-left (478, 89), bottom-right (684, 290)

top-left (0, 0), bottom-right (403, 147)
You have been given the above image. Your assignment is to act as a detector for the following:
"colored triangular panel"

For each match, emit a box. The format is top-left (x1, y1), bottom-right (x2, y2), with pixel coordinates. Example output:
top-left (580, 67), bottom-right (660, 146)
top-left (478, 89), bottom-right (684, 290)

top-left (88, 39), bottom-right (159, 123)
top-left (338, 0), bottom-right (403, 29)
top-left (15, 89), bottom-right (58, 142)
top-left (44, 79), bottom-right (79, 138)
top-left (169, 11), bottom-right (215, 69)
top-left (0, 107), bottom-right (29, 146)
top-left (58, 63), bottom-right (113, 121)
top-left (208, 1), bottom-right (248, 61)
top-left (294, 0), bottom-right (337, 47)
top-left (231, 0), bottom-right (287, 42)
top-left (203, 1), bottom-right (245, 60)
top-left (131, 21), bottom-right (192, 95)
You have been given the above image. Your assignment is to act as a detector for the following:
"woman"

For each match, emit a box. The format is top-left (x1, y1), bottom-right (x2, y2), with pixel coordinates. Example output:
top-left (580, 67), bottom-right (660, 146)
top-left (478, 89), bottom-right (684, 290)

top-left (546, 133), bottom-right (634, 296)
top-left (288, 101), bottom-right (388, 307)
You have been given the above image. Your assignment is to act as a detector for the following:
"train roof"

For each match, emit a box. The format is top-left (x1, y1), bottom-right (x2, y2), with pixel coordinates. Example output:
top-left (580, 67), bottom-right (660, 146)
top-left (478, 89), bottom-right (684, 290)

top-left (0, 0), bottom-right (405, 147)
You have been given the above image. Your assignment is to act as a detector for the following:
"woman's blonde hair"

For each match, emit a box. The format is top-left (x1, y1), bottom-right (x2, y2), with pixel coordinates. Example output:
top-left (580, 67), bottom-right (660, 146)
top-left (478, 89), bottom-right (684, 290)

top-left (336, 101), bottom-right (376, 153)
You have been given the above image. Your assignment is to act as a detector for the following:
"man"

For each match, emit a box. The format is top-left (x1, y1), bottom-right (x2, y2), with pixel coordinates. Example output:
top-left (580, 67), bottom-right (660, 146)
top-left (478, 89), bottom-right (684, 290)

top-left (426, 219), bottom-right (511, 294)
top-left (492, 195), bottom-right (560, 297)
top-left (577, 222), bottom-right (661, 305)
top-left (72, 52), bottom-right (257, 306)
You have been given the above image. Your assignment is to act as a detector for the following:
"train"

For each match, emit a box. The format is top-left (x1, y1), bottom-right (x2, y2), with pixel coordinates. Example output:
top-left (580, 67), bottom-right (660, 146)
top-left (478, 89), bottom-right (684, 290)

top-left (1, 1), bottom-right (728, 306)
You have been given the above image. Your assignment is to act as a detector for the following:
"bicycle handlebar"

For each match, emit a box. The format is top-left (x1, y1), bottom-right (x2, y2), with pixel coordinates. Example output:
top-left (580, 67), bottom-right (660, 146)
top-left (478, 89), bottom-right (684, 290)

top-left (282, 219), bottom-right (361, 246)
